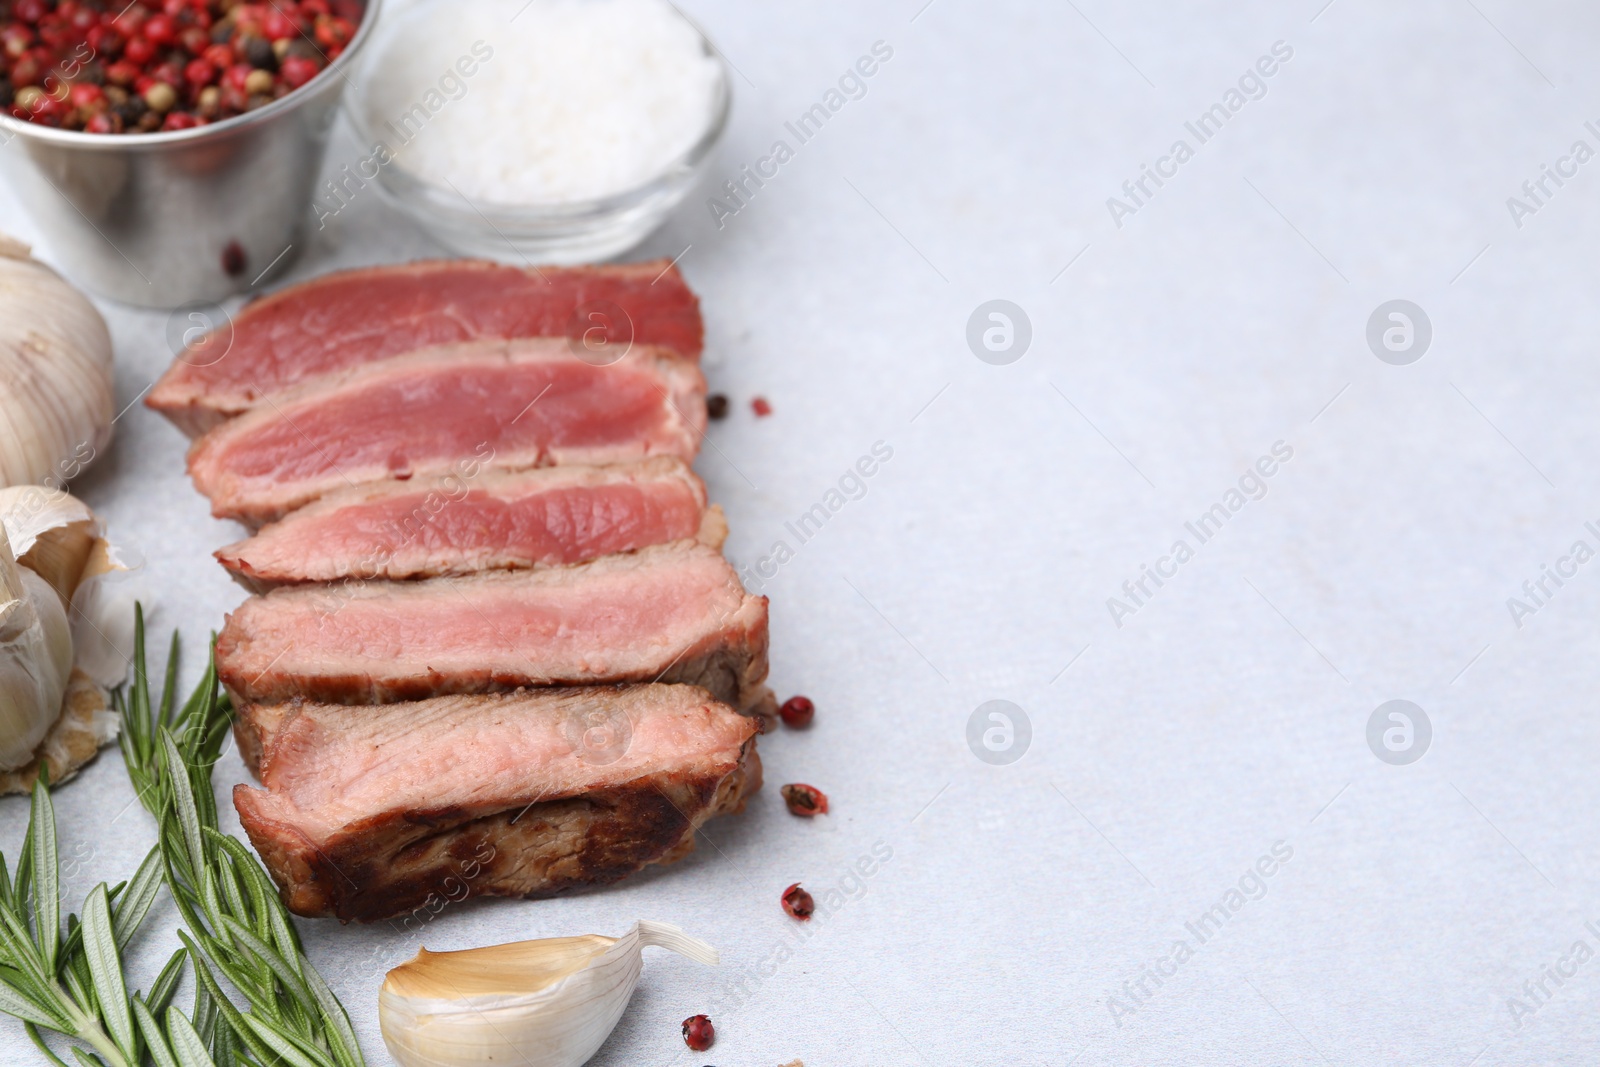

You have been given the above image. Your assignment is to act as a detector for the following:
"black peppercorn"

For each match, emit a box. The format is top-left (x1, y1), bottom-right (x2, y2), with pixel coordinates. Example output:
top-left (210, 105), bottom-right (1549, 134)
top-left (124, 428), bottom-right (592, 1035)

top-left (241, 34), bottom-right (276, 70)
top-left (113, 97), bottom-right (146, 126)
top-left (706, 393), bottom-right (728, 420)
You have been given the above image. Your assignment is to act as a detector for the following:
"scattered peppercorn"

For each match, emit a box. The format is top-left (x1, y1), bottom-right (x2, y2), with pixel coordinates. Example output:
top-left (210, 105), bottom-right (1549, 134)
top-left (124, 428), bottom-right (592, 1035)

top-left (780, 882), bottom-right (814, 921)
top-left (681, 1014), bottom-right (714, 1052)
top-left (751, 396), bottom-right (772, 417)
top-left (221, 239), bottom-right (246, 276)
top-left (2, 1), bottom-right (359, 132)
top-left (780, 783), bottom-right (828, 817)
top-left (705, 393), bottom-right (728, 420)
top-left (778, 695), bottom-right (814, 729)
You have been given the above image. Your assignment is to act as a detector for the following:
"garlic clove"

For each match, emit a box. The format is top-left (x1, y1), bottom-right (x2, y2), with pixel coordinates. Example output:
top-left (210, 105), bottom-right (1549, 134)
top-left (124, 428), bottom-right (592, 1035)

top-left (0, 485), bottom-right (133, 688)
top-left (0, 525), bottom-right (73, 770)
top-left (380, 920), bottom-right (717, 1067)
top-left (0, 485), bottom-right (101, 604)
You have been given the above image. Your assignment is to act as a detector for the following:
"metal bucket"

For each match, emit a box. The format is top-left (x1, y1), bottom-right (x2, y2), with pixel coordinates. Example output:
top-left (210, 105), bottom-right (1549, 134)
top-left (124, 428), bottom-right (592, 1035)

top-left (0, 0), bottom-right (380, 309)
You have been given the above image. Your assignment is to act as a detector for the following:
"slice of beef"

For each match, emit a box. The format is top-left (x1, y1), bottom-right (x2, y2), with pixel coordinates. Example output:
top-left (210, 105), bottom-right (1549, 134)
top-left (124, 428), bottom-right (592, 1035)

top-left (214, 458), bottom-right (723, 591)
top-left (215, 540), bottom-right (770, 712)
top-left (232, 685), bottom-right (760, 921)
top-left (147, 258), bottom-right (703, 437)
top-left (185, 339), bottom-right (706, 524)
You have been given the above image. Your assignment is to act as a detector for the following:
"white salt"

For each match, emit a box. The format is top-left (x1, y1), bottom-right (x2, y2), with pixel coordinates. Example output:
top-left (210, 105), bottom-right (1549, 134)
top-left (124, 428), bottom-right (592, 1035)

top-left (362, 0), bottom-right (723, 204)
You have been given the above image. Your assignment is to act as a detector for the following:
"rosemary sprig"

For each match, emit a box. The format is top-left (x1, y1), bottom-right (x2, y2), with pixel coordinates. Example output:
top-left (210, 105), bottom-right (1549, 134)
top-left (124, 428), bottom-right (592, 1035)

top-left (0, 603), bottom-right (366, 1067)
top-left (0, 769), bottom-right (196, 1067)
top-left (115, 606), bottom-right (364, 1067)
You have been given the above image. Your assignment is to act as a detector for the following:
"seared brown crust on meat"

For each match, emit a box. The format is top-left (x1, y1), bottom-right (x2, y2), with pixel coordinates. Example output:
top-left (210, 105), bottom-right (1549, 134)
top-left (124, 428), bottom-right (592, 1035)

top-left (232, 687), bottom-right (760, 922)
top-left (236, 747), bottom-right (759, 922)
top-left (230, 701), bottom-right (288, 777)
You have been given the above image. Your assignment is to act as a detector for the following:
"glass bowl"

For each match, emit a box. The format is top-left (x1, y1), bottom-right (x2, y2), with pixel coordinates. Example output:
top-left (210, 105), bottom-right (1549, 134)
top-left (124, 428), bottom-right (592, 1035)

top-left (342, 0), bottom-right (730, 263)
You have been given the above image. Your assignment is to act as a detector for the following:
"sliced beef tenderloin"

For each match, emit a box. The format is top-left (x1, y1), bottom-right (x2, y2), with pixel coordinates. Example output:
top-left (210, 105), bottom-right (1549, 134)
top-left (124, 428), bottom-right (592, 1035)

top-left (185, 339), bottom-right (706, 524)
top-left (232, 685), bottom-right (760, 921)
top-left (214, 458), bottom-right (722, 591)
top-left (215, 540), bottom-right (770, 714)
top-left (147, 258), bottom-right (703, 437)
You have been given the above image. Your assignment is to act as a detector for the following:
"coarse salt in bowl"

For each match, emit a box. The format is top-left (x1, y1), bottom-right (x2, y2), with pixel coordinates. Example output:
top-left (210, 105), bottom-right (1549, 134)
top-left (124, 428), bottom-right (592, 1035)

top-left (344, 0), bottom-right (730, 262)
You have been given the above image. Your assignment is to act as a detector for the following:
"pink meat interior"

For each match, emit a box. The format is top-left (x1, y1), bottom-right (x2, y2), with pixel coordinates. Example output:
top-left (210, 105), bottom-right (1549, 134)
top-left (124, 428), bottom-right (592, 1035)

top-left (213, 357), bottom-right (674, 483)
top-left (153, 260), bottom-right (702, 404)
top-left (250, 689), bottom-right (752, 842)
top-left (239, 477), bottom-right (703, 579)
top-left (229, 546), bottom-right (743, 678)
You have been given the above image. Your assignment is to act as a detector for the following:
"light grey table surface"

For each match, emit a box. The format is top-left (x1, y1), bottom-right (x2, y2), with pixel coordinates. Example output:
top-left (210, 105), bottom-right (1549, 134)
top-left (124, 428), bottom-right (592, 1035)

top-left (5, 0), bottom-right (1600, 1063)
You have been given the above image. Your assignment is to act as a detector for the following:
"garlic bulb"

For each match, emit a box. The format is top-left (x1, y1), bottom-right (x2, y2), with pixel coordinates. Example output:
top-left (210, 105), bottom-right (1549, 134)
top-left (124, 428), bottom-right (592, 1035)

top-left (0, 235), bottom-right (114, 490)
top-left (380, 920), bottom-right (718, 1067)
top-left (0, 486), bottom-right (130, 777)
top-left (0, 525), bottom-right (72, 769)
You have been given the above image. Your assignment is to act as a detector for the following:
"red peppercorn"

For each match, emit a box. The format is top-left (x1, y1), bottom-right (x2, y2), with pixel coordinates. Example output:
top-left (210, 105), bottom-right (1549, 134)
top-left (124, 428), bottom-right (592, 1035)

top-left (115, 6), bottom-right (149, 34)
top-left (14, 0), bottom-right (47, 23)
top-left (84, 24), bottom-right (123, 55)
top-left (160, 109), bottom-right (198, 130)
top-left (778, 695), bottom-right (814, 729)
top-left (780, 883), bottom-right (815, 921)
top-left (179, 24), bottom-right (209, 55)
top-left (105, 59), bottom-right (139, 85)
top-left (28, 90), bottom-right (64, 122)
top-left (183, 57), bottom-right (215, 87)
top-left (9, 53), bottom-right (41, 86)
top-left (681, 1015), bottom-right (714, 1052)
top-left (278, 53), bottom-right (317, 88)
top-left (122, 33), bottom-right (154, 64)
top-left (261, 8), bottom-right (300, 40)
top-left (312, 13), bottom-right (350, 48)
top-left (67, 81), bottom-right (103, 109)
top-left (83, 109), bottom-right (117, 133)
top-left (201, 42), bottom-right (233, 68)
top-left (141, 12), bottom-right (174, 44)
top-left (751, 396), bottom-right (773, 416)
top-left (149, 59), bottom-right (182, 86)
top-left (780, 783), bottom-right (829, 817)
top-left (35, 13), bottom-right (70, 50)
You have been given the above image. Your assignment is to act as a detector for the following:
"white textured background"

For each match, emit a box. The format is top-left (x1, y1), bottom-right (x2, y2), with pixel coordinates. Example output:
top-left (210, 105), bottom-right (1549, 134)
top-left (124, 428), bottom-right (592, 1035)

top-left (6, 0), bottom-right (1600, 1063)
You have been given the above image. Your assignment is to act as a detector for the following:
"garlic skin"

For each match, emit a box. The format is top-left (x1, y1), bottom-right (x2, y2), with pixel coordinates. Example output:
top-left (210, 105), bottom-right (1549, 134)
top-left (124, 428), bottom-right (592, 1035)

top-left (380, 920), bottom-right (718, 1067)
top-left (0, 235), bottom-right (115, 490)
top-left (0, 486), bottom-right (131, 775)
top-left (0, 486), bottom-right (134, 690)
top-left (0, 526), bottom-right (73, 770)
